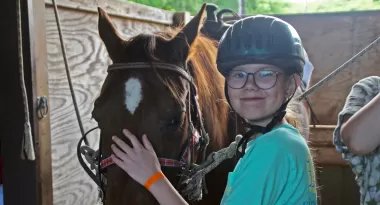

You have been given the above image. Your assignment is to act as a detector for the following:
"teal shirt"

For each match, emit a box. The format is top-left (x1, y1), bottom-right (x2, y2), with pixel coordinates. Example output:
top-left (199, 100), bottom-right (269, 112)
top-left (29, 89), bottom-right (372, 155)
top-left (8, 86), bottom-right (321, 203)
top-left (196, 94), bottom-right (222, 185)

top-left (221, 124), bottom-right (317, 205)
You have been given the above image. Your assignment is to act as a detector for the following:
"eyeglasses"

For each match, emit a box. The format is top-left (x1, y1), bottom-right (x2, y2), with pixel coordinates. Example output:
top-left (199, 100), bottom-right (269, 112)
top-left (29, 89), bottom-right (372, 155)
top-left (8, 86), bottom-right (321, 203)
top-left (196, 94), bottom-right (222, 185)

top-left (226, 70), bottom-right (285, 89)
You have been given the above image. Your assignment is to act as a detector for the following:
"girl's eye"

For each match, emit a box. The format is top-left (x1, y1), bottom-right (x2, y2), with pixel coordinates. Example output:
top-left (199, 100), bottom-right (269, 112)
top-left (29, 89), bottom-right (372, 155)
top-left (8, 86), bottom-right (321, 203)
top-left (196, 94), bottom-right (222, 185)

top-left (232, 72), bottom-right (247, 79)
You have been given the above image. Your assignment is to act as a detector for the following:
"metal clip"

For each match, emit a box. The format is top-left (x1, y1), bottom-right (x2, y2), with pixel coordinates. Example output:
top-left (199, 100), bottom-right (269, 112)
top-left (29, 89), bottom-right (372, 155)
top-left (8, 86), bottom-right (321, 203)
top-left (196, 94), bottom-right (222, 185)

top-left (36, 96), bottom-right (49, 119)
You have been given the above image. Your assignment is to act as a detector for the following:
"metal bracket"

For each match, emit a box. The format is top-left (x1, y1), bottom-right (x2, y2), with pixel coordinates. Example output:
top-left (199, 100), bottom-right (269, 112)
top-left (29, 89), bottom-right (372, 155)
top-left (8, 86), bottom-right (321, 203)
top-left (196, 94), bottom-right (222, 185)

top-left (36, 96), bottom-right (49, 119)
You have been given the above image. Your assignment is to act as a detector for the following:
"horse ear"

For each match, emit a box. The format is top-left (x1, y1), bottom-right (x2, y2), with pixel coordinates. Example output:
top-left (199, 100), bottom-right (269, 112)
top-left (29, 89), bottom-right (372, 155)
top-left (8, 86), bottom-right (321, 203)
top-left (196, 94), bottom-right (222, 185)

top-left (171, 3), bottom-right (207, 60)
top-left (98, 7), bottom-right (124, 62)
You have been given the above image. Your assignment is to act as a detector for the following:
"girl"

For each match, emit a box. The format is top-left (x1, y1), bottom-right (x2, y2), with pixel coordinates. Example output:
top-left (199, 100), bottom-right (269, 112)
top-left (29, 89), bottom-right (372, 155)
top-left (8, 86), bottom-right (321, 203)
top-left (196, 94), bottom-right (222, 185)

top-left (110, 15), bottom-right (318, 205)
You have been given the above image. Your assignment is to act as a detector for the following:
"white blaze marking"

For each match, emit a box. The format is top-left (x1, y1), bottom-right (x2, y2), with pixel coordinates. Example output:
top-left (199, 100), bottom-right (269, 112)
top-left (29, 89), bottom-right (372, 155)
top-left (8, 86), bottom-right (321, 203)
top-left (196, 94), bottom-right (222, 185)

top-left (124, 78), bottom-right (142, 114)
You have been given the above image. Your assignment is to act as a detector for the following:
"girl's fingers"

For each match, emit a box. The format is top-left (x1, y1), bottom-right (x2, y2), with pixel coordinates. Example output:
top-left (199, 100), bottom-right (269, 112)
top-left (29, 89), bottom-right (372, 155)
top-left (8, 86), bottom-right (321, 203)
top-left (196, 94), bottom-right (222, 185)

top-left (112, 136), bottom-right (133, 154)
top-left (111, 144), bottom-right (129, 160)
top-left (111, 154), bottom-right (129, 170)
top-left (142, 134), bottom-right (154, 152)
top-left (122, 129), bottom-right (142, 150)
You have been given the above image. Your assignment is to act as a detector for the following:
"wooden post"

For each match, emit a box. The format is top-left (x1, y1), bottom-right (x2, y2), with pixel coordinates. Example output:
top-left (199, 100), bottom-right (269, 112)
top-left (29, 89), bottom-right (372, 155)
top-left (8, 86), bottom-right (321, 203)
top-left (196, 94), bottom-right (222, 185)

top-left (26, 0), bottom-right (53, 204)
top-left (172, 11), bottom-right (191, 26)
top-left (0, 0), bottom-right (53, 204)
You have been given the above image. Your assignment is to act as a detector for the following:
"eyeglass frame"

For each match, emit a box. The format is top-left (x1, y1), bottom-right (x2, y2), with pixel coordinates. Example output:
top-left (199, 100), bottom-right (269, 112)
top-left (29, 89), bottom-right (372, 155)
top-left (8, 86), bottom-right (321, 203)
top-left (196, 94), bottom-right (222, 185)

top-left (226, 69), bottom-right (286, 90)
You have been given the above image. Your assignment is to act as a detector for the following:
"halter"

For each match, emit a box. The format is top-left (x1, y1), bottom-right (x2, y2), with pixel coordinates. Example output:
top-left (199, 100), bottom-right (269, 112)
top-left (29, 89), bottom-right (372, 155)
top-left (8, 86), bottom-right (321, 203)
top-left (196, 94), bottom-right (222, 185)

top-left (77, 62), bottom-right (210, 203)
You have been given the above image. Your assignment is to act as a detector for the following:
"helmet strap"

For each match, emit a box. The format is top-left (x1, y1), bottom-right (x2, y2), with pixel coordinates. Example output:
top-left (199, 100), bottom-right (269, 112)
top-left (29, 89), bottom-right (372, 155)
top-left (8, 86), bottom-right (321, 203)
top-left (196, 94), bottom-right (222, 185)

top-left (236, 85), bottom-right (297, 158)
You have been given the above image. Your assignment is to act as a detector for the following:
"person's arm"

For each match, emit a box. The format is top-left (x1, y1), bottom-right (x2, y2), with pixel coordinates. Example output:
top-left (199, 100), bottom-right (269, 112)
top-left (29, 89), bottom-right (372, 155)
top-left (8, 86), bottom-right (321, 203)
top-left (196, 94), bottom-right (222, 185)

top-left (338, 77), bottom-right (380, 155)
top-left (148, 176), bottom-right (189, 205)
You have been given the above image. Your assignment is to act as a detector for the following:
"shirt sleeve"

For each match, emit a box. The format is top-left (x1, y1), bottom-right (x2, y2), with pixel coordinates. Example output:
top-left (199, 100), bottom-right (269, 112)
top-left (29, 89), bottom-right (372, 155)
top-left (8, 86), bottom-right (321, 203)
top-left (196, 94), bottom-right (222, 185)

top-left (333, 76), bottom-right (380, 154)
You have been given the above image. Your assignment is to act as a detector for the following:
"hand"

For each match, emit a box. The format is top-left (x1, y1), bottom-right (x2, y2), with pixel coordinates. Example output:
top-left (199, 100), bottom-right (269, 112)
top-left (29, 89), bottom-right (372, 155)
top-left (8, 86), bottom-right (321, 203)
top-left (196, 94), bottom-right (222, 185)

top-left (111, 129), bottom-right (162, 186)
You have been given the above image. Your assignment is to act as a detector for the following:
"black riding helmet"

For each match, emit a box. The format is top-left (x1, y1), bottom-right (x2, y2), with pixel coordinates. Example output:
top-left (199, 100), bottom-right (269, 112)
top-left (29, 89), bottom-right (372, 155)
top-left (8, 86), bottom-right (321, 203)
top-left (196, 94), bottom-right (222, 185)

top-left (217, 14), bottom-right (305, 76)
top-left (216, 15), bottom-right (306, 157)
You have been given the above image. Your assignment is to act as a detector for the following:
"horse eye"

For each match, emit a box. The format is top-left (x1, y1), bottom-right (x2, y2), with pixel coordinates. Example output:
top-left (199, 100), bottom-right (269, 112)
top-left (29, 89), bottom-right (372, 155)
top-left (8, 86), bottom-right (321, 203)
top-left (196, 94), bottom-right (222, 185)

top-left (160, 115), bottom-right (184, 129)
top-left (169, 119), bottom-right (180, 125)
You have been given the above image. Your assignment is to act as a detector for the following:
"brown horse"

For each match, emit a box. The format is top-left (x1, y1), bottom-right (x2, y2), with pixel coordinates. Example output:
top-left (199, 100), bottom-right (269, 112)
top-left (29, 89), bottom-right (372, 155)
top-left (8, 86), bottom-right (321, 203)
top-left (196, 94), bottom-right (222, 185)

top-left (92, 4), bottom-right (239, 205)
top-left (91, 3), bottom-right (314, 205)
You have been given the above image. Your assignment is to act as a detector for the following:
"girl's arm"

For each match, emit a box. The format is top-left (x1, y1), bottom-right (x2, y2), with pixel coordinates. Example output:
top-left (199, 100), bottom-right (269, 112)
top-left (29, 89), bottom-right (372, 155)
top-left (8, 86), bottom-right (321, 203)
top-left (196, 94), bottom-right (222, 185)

top-left (110, 129), bottom-right (188, 205)
top-left (148, 176), bottom-right (189, 205)
top-left (339, 77), bottom-right (380, 155)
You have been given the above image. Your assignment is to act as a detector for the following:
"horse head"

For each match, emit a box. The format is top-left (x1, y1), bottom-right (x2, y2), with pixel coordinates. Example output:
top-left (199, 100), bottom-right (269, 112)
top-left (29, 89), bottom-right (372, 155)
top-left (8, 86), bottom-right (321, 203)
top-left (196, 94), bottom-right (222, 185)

top-left (91, 3), bottom-right (232, 204)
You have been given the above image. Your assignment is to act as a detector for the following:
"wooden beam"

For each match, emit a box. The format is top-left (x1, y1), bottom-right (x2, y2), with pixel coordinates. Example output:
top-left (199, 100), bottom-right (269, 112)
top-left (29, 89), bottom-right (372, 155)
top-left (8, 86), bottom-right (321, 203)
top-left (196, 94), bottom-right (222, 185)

top-left (44, 0), bottom-right (174, 25)
top-left (309, 125), bottom-right (349, 166)
top-left (309, 125), bottom-right (336, 146)
top-left (27, 0), bottom-right (53, 204)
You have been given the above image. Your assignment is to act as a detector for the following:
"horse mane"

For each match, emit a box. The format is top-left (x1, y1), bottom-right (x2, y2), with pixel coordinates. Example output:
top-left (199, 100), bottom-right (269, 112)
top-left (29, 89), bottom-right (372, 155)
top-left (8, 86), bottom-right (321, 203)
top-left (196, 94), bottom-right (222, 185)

top-left (153, 26), bottom-right (230, 148)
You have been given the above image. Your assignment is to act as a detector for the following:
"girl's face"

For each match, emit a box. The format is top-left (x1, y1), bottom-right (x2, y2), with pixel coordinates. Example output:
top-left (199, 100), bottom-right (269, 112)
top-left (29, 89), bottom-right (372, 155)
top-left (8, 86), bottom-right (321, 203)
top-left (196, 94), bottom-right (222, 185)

top-left (226, 63), bottom-right (294, 125)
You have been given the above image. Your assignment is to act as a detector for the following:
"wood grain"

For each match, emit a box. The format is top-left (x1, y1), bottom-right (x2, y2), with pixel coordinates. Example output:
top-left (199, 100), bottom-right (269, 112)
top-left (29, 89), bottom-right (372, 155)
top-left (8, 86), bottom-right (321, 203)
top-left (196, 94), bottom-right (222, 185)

top-left (45, 0), bottom-right (174, 25)
top-left (279, 14), bottom-right (355, 126)
top-left (45, 3), bottom-right (171, 205)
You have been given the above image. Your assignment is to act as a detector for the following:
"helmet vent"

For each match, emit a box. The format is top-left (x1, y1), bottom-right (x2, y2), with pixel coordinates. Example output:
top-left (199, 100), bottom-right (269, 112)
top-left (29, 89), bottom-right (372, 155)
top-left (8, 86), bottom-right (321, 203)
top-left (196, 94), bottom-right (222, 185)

top-left (235, 38), bottom-right (240, 50)
top-left (245, 33), bottom-right (253, 50)
top-left (256, 32), bottom-right (262, 49)
top-left (267, 34), bottom-right (274, 48)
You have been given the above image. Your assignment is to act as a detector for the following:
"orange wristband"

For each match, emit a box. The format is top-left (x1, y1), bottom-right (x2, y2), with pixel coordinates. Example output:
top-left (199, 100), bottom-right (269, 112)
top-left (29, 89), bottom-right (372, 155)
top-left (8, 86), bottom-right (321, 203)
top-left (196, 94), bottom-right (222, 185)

top-left (144, 171), bottom-right (164, 190)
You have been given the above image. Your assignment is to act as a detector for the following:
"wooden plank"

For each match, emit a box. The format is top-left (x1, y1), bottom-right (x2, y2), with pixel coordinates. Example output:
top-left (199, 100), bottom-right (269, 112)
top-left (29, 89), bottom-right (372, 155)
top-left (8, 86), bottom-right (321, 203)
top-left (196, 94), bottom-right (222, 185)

top-left (27, 0), bottom-right (54, 204)
top-left (45, 5), bottom-right (169, 205)
top-left (279, 14), bottom-right (355, 125)
top-left (308, 125), bottom-right (349, 166)
top-left (45, 0), bottom-right (174, 25)
top-left (309, 125), bottom-right (336, 146)
top-left (351, 13), bottom-right (380, 82)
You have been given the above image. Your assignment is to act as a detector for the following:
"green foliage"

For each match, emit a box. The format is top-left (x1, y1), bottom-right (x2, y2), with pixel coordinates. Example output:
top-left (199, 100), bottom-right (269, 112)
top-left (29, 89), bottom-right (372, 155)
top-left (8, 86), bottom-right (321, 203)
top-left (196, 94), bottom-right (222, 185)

top-left (122, 0), bottom-right (380, 15)
top-left (123, 0), bottom-right (283, 15)
top-left (306, 0), bottom-right (380, 13)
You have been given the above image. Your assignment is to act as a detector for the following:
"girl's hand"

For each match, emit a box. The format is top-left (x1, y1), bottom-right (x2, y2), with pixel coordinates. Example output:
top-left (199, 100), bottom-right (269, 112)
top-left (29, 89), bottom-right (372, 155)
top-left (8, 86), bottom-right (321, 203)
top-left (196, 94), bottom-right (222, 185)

top-left (111, 129), bottom-right (162, 186)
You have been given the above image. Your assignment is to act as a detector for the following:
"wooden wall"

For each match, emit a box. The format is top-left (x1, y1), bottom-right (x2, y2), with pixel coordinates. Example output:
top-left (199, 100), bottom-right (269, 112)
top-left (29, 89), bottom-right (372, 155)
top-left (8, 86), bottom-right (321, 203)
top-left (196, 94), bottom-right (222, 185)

top-left (276, 11), bottom-right (380, 126)
top-left (44, 0), bottom-right (174, 204)
top-left (276, 11), bottom-right (380, 205)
